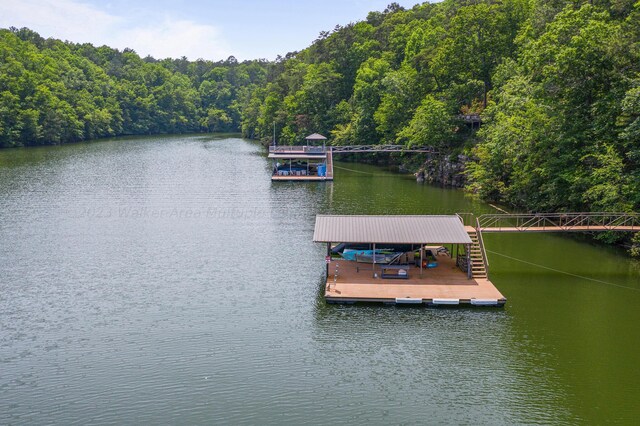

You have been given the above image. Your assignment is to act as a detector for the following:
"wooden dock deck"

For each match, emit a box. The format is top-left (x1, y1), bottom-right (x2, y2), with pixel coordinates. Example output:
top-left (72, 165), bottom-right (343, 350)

top-left (325, 256), bottom-right (505, 306)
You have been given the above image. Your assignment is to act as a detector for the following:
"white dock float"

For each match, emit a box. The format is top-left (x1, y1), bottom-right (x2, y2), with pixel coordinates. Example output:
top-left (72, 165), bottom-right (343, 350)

top-left (395, 298), bottom-right (423, 305)
top-left (470, 299), bottom-right (500, 306)
top-left (432, 298), bottom-right (460, 305)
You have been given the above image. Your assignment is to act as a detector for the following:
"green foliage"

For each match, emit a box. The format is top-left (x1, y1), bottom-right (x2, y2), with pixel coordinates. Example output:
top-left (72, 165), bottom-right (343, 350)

top-left (469, 3), bottom-right (639, 213)
top-left (0, 28), bottom-right (268, 147)
top-left (374, 64), bottom-right (420, 143)
top-left (397, 95), bottom-right (453, 149)
top-left (238, 0), bottom-right (639, 219)
top-left (630, 232), bottom-right (640, 257)
top-left (2, 0), bottom-right (640, 221)
top-left (240, 0), bottom-right (530, 150)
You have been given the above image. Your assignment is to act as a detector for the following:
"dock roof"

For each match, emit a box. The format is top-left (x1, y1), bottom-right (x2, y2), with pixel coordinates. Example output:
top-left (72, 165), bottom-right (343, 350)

top-left (313, 215), bottom-right (472, 244)
top-left (305, 133), bottom-right (327, 140)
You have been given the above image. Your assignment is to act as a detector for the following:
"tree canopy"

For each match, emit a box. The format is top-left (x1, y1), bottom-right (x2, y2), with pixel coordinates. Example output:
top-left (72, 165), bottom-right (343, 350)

top-left (1, 0), bottom-right (639, 218)
top-left (240, 0), bottom-right (639, 216)
top-left (0, 27), bottom-right (269, 147)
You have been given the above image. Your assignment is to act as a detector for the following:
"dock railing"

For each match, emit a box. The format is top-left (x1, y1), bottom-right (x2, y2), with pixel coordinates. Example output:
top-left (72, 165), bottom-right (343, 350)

top-left (455, 212), bottom-right (475, 227)
top-left (269, 145), bottom-right (327, 154)
top-left (477, 212), bottom-right (640, 232)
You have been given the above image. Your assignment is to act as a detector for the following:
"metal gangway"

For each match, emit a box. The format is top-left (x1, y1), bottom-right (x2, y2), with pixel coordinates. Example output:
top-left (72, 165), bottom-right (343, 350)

top-left (455, 212), bottom-right (640, 280)
top-left (268, 144), bottom-right (437, 154)
top-left (477, 212), bottom-right (640, 233)
top-left (331, 145), bottom-right (436, 154)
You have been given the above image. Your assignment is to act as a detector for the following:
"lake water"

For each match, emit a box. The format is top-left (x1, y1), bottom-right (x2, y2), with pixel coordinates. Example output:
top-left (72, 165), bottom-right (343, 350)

top-left (1, 135), bottom-right (639, 424)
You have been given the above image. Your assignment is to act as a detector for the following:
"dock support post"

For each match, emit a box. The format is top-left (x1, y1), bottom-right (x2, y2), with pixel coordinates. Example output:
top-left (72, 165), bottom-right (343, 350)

top-left (326, 243), bottom-right (330, 278)
top-left (373, 243), bottom-right (376, 278)
top-left (420, 245), bottom-right (423, 277)
top-left (454, 244), bottom-right (458, 266)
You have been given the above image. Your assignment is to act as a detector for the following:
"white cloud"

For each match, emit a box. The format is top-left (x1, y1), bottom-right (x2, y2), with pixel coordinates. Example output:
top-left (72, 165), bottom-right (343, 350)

top-left (115, 18), bottom-right (232, 61)
top-left (0, 0), bottom-right (231, 60)
top-left (0, 0), bottom-right (122, 41)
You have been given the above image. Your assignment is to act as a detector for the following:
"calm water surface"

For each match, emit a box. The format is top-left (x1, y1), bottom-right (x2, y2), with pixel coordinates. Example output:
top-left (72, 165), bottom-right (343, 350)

top-left (1, 135), bottom-right (639, 424)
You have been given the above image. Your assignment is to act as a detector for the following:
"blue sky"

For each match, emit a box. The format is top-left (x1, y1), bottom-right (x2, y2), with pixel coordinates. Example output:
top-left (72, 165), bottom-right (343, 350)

top-left (0, 0), bottom-right (419, 61)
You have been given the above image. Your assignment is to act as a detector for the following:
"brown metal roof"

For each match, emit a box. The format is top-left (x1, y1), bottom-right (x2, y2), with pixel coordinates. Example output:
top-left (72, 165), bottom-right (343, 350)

top-left (313, 215), bottom-right (472, 244)
top-left (305, 133), bottom-right (327, 140)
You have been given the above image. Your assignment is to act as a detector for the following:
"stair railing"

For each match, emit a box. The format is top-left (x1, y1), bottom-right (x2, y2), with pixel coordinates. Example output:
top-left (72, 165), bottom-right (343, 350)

top-left (455, 212), bottom-right (475, 227)
top-left (475, 217), bottom-right (490, 277)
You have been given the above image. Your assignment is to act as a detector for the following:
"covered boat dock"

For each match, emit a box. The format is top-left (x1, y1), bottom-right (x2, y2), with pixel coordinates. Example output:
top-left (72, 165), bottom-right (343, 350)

top-left (313, 215), bottom-right (506, 306)
top-left (269, 133), bottom-right (333, 181)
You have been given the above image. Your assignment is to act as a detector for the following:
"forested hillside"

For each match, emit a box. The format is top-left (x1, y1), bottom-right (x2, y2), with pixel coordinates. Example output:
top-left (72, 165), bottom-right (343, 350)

top-left (0, 27), bottom-right (269, 146)
top-left (241, 0), bottom-right (639, 215)
top-left (1, 0), bottom-right (639, 217)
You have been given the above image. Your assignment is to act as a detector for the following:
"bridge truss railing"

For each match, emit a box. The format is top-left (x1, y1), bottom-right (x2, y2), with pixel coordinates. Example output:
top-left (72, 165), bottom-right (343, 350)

top-left (269, 146), bottom-right (326, 154)
top-left (331, 145), bottom-right (437, 154)
top-left (477, 212), bottom-right (640, 232)
top-left (269, 144), bottom-right (437, 154)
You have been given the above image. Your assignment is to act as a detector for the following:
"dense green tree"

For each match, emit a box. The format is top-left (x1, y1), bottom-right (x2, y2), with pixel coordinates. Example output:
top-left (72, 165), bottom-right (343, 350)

top-left (374, 64), bottom-right (420, 143)
top-left (348, 57), bottom-right (392, 144)
top-left (469, 4), bottom-right (638, 213)
top-left (397, 95), bottom-right (454, 149)
top-left (2, 0), bottom-right (640, 228)
top-left (0, 27), bottom-right (268, 146)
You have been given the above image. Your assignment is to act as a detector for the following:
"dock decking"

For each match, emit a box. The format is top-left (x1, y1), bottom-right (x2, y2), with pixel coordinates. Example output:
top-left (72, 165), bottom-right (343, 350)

top-left (271, 175), bottom-right (331, 181)
top-left (325, 256), bottom-right (505, 306)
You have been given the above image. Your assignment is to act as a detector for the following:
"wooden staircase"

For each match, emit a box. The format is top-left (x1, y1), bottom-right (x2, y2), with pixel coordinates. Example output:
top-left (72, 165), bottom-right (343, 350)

top-left (466, 228), bottom-right (488, 279)
top-left (325, 148), bottom-right (334, 180)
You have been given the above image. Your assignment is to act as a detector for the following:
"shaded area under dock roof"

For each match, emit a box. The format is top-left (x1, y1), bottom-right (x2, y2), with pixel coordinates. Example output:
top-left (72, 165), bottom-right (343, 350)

top-left (313, 215), bottom-right (472, 244)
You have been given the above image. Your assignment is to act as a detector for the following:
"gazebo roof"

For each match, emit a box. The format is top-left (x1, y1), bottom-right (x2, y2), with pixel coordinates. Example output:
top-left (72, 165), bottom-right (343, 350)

top-left (305, 133), bottom-right (327, 141)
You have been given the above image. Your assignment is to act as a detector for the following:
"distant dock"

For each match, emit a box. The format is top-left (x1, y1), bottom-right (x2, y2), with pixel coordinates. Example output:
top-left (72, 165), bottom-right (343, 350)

top-left (268, 133), bottom-right (438, 182)
top-left (268, 146), bottom-right (333, 181)
top-left (269, 133), bottom-right (333, 181)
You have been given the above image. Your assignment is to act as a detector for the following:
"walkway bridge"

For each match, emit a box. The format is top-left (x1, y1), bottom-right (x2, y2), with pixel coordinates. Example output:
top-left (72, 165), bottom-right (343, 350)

top-left (331, 145), bottom-right (437, 154)
top-left (477, 212), bottom-right (640, 233)
top-left (268, 144), bottom-right (437, 154)
top-left (457, 212), bottom-right (640, 280)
